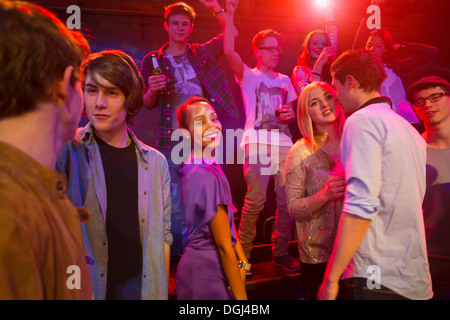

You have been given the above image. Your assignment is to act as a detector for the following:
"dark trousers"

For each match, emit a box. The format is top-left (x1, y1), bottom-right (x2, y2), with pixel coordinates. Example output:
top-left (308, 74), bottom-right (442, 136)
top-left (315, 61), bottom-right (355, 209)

top-left (300, 262), bottom-right (328, 300)
top-left (341, 277), bottom-right (408, 300)
top-left (429, 256), bottom-right (450, 300)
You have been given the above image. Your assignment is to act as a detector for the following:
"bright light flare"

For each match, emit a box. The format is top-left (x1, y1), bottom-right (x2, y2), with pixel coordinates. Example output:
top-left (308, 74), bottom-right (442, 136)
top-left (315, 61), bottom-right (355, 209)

top-left (316, 0), bottom-right (329, 8)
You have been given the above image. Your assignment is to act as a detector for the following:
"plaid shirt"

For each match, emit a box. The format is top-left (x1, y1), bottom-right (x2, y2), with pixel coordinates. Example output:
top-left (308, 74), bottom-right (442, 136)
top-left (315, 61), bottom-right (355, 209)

top-left (141, 34), bottom-right (239, 150)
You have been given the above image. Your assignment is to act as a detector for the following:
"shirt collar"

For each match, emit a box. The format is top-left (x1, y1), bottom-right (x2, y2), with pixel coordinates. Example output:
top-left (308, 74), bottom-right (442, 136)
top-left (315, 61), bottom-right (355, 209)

top-left (157, 42), bottom-right (194, 59)
top-left (359, 96), bottom-right (393, 110)
top-left (81, 122), bottom-right (149, 164)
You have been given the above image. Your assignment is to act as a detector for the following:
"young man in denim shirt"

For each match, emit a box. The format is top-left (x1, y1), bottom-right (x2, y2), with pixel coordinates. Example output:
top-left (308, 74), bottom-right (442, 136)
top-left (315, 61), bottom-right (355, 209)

top-left (58, 50), bottom-right (172, 300)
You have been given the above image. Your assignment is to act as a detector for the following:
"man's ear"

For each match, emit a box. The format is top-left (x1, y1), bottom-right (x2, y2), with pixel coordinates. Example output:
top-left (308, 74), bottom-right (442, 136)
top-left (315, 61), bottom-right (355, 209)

top-left (164, 21), bottom-right (169, 31)
top-left (345, 75), bottom-right (356, 90)
top-left (190, 23), bottom-right (194, 33)
top-left (55, 66), bottom-right (75, 107)
top-left (254, 48), bottom-right (260, 59)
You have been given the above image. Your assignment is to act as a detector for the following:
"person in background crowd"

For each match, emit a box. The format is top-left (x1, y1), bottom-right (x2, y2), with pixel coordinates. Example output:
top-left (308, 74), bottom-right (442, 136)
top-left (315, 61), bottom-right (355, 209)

top-left (140, 0), bottom-right (239, 261)
top-left (353, 0), bottom-right (438, 132)
top-left (291, 3), bottom-right (338, 95)
top-left (224, 0), bottom-right (299, 274)
top-left (407, 76), bottom-right (450, 300)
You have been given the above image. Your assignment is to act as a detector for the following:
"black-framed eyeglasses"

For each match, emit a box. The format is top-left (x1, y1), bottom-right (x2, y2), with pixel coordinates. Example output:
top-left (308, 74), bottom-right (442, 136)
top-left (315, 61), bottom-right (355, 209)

top-left (258, 46), bottom-right (282, 54)
top-left (413, 92), bottom-right (450, 108)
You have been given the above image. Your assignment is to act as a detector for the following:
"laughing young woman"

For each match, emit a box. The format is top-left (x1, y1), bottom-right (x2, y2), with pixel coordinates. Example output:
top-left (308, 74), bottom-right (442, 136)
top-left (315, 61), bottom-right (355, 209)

top-left (175, 97), bottom-right (247, 300)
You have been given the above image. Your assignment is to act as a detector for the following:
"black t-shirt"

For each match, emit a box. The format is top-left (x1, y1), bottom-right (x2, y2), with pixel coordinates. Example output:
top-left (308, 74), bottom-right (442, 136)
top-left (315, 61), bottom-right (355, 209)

top-left (96, 134), bottom-right (142, 300)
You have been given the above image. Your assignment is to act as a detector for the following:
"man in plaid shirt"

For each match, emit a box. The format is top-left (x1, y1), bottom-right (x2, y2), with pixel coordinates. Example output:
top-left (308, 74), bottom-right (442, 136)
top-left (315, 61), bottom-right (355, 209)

top-left (140, 1), bottom-right (239, 258)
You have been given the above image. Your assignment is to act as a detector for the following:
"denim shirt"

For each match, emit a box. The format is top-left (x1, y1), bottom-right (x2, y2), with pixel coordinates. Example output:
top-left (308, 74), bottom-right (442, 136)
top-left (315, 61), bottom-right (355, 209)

top-left (56, 123), bottom-right (172, 300)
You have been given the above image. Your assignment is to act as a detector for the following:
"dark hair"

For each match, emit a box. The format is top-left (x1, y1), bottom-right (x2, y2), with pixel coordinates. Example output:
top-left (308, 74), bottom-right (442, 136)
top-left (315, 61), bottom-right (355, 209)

top-left (164, 2), bottom-right (196, 24)
top-left (367, 29), bottom-right (395, 65)
top-left (252, 29), bottom-right (281, 52)
top-left (81, 50), bottom-right (145, 125)
top-left (331, 49), bottom-right (387, 93)
top-left (176, 96), bottom-right (211, 130)
top-left (0, 0), bottom-right (90, 119)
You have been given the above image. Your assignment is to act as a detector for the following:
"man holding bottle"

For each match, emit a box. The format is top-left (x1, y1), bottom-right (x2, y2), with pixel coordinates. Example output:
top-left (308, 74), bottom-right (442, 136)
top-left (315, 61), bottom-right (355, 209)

top-left (140, 1), bottom-right (239, 259)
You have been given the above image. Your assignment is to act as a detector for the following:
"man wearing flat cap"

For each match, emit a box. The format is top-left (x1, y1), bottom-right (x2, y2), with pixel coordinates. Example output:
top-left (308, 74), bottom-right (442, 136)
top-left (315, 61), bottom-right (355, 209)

top-left (408, 76), bottom-right (450, 300)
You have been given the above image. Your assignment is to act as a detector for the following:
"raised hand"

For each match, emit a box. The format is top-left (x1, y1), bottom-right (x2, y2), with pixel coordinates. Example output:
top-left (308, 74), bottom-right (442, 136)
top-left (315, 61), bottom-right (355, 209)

top-left (226, 0), bottom-right (239, 14)
top-left (198, 0), bottom-right (220, 11)
top-left (316, 46), bottom-right (336, 67)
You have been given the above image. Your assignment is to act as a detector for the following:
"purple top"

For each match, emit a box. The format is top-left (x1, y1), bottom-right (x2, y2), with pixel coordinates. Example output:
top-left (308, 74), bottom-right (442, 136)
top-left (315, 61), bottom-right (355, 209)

top-left (180, 161), bottom-right (237, 250)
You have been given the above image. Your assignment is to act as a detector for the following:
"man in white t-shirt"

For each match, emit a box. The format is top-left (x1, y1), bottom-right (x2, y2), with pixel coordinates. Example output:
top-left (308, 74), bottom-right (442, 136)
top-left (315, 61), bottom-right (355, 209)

top-left (224, 0), bottom-right (299, 273)
top-left (318, 49), bottom-right (432, 300)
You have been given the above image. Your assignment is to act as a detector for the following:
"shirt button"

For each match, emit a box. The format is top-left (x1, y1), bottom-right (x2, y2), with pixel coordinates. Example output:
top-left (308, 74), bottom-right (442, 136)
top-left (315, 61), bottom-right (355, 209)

top-left (144, 191), bottom-right (147, 195)
top-left (141, 219), bottom-right (145, 223)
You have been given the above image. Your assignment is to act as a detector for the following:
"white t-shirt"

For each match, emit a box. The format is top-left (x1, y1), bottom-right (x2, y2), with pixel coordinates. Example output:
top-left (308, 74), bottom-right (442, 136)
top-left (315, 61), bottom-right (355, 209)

top-left (341, 101), bottom-right (432, 300)
top-left (381, 66), bottom-right (420, 125)
top-left (237, 64), bottom-right (298, 148)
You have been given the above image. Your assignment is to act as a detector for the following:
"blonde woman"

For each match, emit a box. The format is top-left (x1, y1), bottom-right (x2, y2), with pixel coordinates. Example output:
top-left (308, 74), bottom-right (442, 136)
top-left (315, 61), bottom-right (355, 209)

top-left (285, 81), bottom-right (345, 300)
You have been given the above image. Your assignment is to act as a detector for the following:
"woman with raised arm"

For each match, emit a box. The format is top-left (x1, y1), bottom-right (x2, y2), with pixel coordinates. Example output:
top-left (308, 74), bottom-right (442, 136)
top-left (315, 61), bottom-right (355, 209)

top-left (291, 3), bottom-right (338, 95)
top-left (353, 0), bottom-right (438, 132)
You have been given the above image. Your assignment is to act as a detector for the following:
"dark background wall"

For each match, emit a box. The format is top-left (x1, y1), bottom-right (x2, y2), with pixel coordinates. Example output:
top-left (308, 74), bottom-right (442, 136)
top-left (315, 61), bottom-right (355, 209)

top-left (31, 0), bottom-right (450, 245)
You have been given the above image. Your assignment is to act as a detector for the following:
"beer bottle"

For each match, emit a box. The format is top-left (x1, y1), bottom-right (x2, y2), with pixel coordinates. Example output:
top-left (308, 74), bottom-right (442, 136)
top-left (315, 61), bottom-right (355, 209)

top-left (151, 53), bottom-right (165, 94)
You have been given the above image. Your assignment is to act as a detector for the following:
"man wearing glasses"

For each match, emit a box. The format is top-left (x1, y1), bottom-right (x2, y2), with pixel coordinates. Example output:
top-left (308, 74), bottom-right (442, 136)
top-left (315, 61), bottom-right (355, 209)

top-left (224, 0), bottom-right (299, 274)
top-left (407, 76), bottom-right (450, 300)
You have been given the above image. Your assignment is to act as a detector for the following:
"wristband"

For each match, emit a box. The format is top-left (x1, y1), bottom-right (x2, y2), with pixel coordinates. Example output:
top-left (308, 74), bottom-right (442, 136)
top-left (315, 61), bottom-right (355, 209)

top-left (238, 260), bottom-right (251, 271)
top-left (213, 8), bottom-right (225, 16)
top-left (313, 72), bottom-right (322, 78)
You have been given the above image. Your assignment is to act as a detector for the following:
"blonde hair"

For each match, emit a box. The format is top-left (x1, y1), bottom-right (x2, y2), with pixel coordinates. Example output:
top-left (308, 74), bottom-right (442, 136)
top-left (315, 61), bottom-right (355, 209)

top-left (297, 82), bottom-right (345, 154)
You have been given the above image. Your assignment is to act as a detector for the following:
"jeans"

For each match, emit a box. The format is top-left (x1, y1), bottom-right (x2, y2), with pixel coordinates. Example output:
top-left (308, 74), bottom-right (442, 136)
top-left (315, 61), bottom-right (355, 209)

top-left (238, 144), bottom-right (294, 259)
